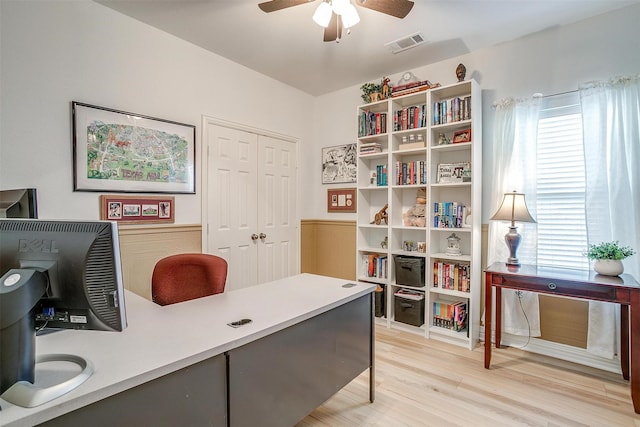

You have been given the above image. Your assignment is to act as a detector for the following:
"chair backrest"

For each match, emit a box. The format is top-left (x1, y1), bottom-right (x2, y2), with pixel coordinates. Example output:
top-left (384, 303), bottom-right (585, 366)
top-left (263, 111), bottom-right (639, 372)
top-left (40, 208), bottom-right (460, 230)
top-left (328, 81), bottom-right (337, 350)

top-left (151, 253), bottom-right (228, 306)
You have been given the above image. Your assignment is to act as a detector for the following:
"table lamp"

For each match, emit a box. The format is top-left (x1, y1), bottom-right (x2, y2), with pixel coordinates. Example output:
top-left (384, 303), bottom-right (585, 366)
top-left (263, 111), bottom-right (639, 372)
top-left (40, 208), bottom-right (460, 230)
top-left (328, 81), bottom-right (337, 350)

top-left (490, 191), bottom-right (536, 266)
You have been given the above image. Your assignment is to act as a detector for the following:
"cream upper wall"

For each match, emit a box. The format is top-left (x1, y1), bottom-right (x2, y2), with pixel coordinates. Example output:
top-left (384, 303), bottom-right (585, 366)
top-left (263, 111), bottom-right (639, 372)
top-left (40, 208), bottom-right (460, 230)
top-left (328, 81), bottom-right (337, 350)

top-left (0, 0), bottom-right (314, 223)
top-left (1, 2), bottom-right (639, 223)
top-left (310, 3), bottom-right (640, 222)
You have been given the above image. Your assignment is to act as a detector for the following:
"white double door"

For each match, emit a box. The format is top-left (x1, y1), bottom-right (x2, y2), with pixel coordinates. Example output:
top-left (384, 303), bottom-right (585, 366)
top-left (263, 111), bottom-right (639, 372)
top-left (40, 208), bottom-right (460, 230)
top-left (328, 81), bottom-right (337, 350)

top-left (203, 118), bottom-right (298, 291)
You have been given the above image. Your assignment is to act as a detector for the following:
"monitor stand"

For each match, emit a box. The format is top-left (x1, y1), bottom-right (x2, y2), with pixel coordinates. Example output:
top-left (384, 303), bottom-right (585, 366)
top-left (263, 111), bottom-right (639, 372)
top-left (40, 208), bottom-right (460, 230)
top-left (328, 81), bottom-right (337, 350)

top-left (0, 354), bottom-right (93, 408)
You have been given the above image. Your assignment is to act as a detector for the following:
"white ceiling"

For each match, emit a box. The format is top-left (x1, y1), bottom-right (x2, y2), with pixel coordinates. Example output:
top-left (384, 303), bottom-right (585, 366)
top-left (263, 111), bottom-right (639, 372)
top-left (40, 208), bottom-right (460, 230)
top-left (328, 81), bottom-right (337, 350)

top-left (96, 0), bottom-right (638, 96)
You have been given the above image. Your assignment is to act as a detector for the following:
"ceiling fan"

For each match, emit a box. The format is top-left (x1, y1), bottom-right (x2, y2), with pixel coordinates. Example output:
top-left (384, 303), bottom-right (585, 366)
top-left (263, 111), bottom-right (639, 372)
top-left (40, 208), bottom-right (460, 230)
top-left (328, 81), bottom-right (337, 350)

top-left (258, 0), bottom-right (415, 42)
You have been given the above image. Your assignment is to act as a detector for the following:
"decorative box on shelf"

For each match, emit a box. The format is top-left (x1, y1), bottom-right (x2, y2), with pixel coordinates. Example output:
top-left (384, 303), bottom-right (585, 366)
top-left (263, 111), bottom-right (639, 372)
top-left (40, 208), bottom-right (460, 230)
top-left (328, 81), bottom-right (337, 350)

top-left (399, 141), bottom-right (426, 151)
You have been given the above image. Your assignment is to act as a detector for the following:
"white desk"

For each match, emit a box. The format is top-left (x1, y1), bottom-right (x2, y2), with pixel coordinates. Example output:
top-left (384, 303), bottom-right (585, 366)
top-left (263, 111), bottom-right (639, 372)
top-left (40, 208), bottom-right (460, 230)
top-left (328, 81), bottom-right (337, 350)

top-left (1, 274), bottom-right (376, 427)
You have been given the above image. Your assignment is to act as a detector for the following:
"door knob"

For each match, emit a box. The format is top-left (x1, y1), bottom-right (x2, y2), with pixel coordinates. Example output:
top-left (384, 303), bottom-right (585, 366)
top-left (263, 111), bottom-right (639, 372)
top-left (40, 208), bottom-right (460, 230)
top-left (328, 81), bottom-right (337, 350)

top-left (259, 233), bottom-right (267, 240)
top-left (251, 233), bottom-right (259, 241)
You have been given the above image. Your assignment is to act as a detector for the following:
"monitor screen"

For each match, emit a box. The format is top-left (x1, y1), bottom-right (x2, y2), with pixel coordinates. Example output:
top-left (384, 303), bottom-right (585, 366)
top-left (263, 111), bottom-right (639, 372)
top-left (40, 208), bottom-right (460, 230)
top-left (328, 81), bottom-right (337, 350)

top-left (0, 188), bottom-right (38, 218)
top-left (0, 219), bottom-right (127, 400)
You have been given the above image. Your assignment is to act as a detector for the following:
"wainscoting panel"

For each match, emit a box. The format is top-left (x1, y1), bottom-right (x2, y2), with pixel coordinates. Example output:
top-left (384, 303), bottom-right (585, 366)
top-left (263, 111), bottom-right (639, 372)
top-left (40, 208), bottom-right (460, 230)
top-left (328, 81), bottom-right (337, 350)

top-left (301, 220), bottom-right (355, 281)
top-left (118, 224), bottom-right (202, 300)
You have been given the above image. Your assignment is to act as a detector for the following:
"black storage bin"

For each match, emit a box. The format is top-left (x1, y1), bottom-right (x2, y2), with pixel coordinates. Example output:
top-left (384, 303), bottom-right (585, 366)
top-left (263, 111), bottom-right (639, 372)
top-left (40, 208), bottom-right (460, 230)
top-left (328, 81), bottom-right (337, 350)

top-left (394, 292), bottom-right (425, 327)
top-left (374, 285), bottom-right (386, 318)
top-left (394, 256), bottom-right (425, 287)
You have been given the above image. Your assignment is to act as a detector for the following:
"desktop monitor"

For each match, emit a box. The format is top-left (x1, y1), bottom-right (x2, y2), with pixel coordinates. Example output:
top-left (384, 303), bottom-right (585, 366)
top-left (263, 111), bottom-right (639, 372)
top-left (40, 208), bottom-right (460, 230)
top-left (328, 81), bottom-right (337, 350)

top-left (0, 188), bottom-right (38, 218)
top-left (0, 219), bottom-right (127, 404)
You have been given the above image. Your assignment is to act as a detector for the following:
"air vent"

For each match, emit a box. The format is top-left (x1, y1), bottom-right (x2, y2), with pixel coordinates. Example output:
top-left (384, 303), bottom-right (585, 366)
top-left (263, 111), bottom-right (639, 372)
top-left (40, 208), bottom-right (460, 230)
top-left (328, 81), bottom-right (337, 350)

top-left (385, 32), bottom-right (427, 54)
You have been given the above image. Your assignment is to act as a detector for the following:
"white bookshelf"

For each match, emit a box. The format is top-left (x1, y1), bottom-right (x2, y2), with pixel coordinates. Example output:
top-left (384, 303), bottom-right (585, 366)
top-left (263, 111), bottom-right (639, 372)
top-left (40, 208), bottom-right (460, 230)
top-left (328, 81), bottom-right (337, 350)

top-left (356, 79), bottom-right (482, 349)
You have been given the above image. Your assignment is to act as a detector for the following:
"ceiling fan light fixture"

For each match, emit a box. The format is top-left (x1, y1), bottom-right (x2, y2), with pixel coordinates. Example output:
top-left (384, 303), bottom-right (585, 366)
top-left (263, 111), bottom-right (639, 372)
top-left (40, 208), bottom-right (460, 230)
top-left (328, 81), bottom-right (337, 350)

top-left (332, 0), bottom-right (350, 16)
top-left (342, 4), bottom-right (360, 29)
top-left (312, 1), bottom-right (332, 27)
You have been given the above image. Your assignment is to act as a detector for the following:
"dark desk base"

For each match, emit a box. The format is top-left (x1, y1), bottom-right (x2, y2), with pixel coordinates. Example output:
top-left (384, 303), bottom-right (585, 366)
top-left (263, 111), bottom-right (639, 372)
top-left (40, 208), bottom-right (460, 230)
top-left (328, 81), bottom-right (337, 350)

top-left (40, 294), bottom-right (374, 426)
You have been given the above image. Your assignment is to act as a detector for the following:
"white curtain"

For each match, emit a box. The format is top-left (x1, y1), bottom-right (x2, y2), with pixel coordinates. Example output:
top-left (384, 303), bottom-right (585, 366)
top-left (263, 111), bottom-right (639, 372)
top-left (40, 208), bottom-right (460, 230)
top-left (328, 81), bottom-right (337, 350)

top-left (488, 95), bottom-right (542, 336)
top-left (580, 74), bottom-right (640, 358)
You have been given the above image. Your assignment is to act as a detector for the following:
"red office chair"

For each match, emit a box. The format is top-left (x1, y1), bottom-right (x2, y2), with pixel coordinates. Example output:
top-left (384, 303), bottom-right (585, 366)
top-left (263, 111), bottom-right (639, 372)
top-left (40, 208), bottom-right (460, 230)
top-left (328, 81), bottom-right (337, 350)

top-left (152, 253), bottom-right (228, 306)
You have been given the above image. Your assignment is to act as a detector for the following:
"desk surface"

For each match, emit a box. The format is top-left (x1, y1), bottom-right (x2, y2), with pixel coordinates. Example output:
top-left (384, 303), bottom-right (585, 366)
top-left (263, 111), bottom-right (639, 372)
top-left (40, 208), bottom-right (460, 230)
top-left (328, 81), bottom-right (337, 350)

top-left (485, 262), bottom-right (639, 288)
top-left (1, 274), bottom-right (375, 427)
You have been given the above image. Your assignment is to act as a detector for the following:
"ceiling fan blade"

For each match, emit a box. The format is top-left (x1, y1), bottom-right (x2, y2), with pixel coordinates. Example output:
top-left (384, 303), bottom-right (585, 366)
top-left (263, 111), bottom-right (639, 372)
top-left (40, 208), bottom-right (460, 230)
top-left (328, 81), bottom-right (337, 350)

top-left (354, 0), bottom-right (414, 19)
top-left (323, 13), bottom-right (343, 42)
top-left (258, 0), bottom-right (314, 13)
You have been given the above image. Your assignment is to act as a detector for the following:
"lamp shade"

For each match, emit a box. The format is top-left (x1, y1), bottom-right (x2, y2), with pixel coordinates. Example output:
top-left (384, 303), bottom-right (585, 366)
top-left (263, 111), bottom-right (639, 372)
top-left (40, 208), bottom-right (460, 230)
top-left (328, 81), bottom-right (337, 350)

top-left (342, 3), bottom-right (360, 28)
top-left (490, 191), bottom-right (536, 225)
top-left (312, 2), bottom-right (332, 27)
top-left (332, 0), bottom-right (350, 15)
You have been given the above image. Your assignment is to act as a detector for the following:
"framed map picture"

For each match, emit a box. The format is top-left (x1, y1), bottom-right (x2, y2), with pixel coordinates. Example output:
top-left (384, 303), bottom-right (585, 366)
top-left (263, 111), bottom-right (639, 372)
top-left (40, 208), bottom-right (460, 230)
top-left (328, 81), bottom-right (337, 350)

top-left (322, 143), bottom-right (357, 184)
top-left (73, 102), bottom-right (196, 193)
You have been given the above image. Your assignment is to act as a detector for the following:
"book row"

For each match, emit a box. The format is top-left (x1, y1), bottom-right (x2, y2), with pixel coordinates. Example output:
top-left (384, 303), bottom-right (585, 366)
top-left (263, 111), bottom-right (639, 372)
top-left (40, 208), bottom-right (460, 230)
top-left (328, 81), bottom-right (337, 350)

top-left (433, 300), bottom-right (467, 332)
top-left (433, 96), bottom-right (472, 125)
top-left (394, 161), bottom-right (427, 185)
top-left (362, 254), bottom-right (388, 279)
top-left (372, 164), bottom-right (388, 186)
top-left (358, 111), bottom-right (387, 137)
top-left (433, 202), bottom-right (467, 228)
top-left (393, 104), bottom-right (427, 131)
top-left (433, 262), bottom-right (471, 292)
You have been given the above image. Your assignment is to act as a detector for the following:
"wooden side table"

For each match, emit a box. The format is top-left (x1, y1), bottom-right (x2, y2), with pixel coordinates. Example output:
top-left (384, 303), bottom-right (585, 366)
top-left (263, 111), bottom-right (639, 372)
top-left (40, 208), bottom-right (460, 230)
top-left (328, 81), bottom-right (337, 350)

top-left (484, 262), bottom-right (640, 413)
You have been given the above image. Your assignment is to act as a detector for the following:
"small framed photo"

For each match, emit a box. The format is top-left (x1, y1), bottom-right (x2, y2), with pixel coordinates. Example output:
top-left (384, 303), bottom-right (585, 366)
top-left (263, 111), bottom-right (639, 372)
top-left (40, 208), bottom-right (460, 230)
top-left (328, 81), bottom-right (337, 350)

top-left (327, 188), bottom-right (356, 213)
top-left (100, 195), bottom-right (174, 224)
top-left (452, 128), bottom-right (472, 144)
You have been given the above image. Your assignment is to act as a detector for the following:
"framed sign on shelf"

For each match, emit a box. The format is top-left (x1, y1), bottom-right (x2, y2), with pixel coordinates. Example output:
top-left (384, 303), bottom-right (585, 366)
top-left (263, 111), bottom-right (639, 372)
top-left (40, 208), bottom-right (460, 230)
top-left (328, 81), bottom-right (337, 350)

top-left (452, 128), bottom-right (472, 144)
top-left (327, 188), bottom-right (356, 213)
top-left (73, 102), bottom-right (196, 193)
top-left (100, 195), bottom-right (174, 224)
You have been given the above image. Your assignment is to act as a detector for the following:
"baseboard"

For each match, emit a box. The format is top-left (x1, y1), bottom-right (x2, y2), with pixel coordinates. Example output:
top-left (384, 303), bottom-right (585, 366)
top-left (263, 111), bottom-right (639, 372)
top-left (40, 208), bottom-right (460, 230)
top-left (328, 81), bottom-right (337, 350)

top-left (479, 326), bottom-right (621, 374)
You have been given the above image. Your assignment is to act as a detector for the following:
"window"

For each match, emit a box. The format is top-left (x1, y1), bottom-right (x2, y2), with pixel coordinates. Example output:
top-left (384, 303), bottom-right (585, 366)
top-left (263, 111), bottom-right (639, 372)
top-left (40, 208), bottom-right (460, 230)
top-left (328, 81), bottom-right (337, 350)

top-left (535, 92), bottom-right (588, 270)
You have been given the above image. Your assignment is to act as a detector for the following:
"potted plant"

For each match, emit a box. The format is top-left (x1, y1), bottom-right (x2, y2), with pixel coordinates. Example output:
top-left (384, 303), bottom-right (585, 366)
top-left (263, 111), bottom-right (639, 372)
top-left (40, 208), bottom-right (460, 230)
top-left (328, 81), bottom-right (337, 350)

top-left (360, 82), bottom-right (382, 103)
top-left (586, 241), bottom-right (636, 276)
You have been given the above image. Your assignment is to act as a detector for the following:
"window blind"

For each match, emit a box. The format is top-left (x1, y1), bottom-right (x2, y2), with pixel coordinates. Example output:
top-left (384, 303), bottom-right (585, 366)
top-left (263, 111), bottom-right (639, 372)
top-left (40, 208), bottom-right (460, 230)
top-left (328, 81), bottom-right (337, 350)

top-left (535, 95), bottom-right (589, 270)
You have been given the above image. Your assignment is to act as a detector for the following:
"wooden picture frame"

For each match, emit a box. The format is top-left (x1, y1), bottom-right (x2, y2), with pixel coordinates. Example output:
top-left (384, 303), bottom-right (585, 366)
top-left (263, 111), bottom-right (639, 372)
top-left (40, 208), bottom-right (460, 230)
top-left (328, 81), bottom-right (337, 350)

top-left (100, 195), bottom-right (175, 224)
top-left (452, 128), bottom-right (472, 144)
top-left (327, 188), bottom-right (356, 213)
top-left (73, 102), bottom-right (196, 193)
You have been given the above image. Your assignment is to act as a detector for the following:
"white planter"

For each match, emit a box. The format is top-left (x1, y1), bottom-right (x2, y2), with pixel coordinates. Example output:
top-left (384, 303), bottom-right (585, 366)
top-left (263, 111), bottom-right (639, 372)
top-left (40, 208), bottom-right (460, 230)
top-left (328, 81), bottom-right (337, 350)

top-left (593, 259), bottom-right (624, 276)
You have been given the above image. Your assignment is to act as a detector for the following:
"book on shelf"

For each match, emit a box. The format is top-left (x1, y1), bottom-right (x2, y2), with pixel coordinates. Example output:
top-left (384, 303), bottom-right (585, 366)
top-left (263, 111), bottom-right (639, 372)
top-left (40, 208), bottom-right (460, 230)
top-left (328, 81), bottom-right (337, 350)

top-left (359, 142), bottom-right (382, 155)
top-left (362, 253), bottom-right (388, 279)
top-left (433, 262), bottom-right (470, 292)
top-left (359, 110), bottom-right (387, 137)
top-left (433, 202), bottom-right (466, 228)
top-left (436, 162), bottom-right (471, 184)
top-left (391, 80), bottom-right (440, 98)
top-left (432, 95), bottom-right (472, 125)
top-left (374, 164), bottom-right (388, 186)
top-left (394, 160), bottom-right (427, 185)
top-left (394, 288), bottom-right (424, 301)
top-left (432, 300), bottom-right (467, 332)
top-left (393, 104), bottom-right (427, 131)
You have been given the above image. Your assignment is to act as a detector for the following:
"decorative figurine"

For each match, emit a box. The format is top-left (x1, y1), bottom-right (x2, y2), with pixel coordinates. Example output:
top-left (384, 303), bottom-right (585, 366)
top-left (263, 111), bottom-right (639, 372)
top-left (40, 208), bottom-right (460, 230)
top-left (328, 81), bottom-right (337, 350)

top-left (381, 77), bottom-right (391, 100)
top-left (446, 233), bottom-right (462, 256)
top-left (438, 132), bottom-right (451, 145)
top-left (380, 236), bottom-right (388, 249)
top-left (370, 204), bottom-right (388, 225)
top-left (456, 63), bottom-right (466, 82)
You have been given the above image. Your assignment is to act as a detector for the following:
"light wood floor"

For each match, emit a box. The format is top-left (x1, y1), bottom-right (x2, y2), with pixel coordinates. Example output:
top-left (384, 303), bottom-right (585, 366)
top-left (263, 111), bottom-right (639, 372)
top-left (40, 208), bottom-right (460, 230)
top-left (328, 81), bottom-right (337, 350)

top-left (298, 326), bottom-right (640, 427)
